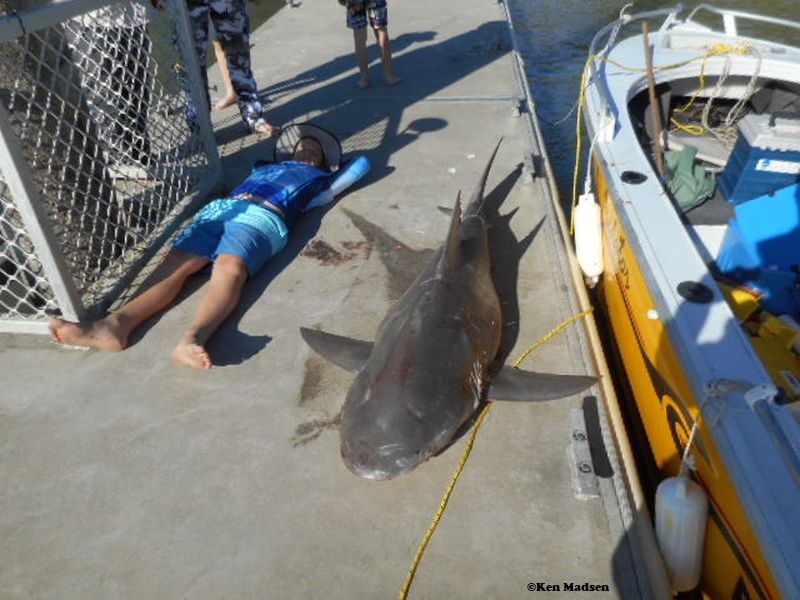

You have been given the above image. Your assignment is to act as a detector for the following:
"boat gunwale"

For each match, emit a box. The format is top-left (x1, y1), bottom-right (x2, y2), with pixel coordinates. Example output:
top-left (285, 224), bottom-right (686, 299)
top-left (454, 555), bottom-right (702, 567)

top-left (582, 10), bottom-right (800, 598)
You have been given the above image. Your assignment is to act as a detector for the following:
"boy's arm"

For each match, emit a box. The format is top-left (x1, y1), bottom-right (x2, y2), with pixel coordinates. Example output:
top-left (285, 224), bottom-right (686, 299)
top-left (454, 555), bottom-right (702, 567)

top-left (304, 156), bottom-right (371, 211)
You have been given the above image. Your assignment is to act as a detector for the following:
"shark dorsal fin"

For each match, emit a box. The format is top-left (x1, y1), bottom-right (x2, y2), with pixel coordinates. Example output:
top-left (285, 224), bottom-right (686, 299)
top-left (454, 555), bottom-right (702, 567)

top-left (440, 193), bottom-right (463, 276)
top-left (464, 138), bottom-right (503, 217)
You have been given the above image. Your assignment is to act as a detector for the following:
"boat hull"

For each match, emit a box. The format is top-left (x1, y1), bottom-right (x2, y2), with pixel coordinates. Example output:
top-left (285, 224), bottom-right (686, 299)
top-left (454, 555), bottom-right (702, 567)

top-left (592, 159), bottom-right (779, 599)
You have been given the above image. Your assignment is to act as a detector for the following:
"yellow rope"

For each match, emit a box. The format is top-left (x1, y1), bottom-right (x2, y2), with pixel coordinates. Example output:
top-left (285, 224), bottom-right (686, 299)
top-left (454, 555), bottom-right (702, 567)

top-left (570, 59), bottom-right (592, 236)
top-left (570, 42), bottom-right (751, 227)
top-left (669, 117), bottom-right (706, 136)
top-left (512, 308), bottom-right (594, 368)
top-left (398, 307), bottom-right (594, 600)
top-left (397, 402), bottom-right (492, 600)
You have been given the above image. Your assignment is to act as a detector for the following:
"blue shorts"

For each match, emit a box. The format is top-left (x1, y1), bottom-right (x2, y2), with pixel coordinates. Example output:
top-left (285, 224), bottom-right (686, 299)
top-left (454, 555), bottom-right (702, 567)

top-left (345, 0), bottom-right (388, 29)
top-left (172, 199), bottom-right (289, 276)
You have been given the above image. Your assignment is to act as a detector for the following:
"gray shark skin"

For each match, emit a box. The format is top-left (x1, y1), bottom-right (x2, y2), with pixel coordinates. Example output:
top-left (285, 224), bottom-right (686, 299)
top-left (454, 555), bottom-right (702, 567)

top-left (300, 141), bottom-right (595, 480)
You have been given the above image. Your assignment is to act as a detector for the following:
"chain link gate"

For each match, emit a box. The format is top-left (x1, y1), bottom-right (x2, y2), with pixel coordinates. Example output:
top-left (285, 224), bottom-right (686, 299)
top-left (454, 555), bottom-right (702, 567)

top-left (0, 0), bottom-right (222, 333)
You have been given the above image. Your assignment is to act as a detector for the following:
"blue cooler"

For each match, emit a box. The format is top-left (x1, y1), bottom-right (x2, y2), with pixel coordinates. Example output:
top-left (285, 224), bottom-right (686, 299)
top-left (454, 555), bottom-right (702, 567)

top-left (717, 183), bottom-right (800, 317)
top-left (718, 113), bottom-right (800, 205)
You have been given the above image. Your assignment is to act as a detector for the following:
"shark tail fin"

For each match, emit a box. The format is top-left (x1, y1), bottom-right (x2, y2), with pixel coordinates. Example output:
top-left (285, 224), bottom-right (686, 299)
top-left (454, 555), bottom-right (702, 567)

top-left (464, 138), bottom-right (503, 217)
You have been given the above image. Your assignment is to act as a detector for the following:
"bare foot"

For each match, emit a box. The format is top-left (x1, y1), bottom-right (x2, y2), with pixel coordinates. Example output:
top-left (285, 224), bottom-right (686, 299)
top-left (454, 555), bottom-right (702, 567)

top-left (254, 122), bottom-right (281, 137)
top-left (357, 75), bottom-right (371, 90)
top-left (384, 74), bottom-right (401, 87)
top-left (49, 316), bottom-right (127, 351)
top-left (214, 93), bottom-right (237, 110)
top-left (171, 337), bottom-right (212, 370)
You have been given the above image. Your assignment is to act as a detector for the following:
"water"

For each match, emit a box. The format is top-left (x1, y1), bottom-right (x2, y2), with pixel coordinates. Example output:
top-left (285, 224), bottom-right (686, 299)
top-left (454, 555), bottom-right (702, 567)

top-left (506, 0), bottom-right (798, 204)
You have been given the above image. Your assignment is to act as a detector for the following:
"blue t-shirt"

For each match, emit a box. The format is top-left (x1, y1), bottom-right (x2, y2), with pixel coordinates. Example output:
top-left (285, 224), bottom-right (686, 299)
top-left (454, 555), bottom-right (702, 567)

top-left (230, 161), bottom-right (335, 227)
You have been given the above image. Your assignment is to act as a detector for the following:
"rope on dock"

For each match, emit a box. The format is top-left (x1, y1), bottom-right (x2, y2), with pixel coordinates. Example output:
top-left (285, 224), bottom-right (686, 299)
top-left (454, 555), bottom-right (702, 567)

top-left (398, 308), bottom-right (594, 600)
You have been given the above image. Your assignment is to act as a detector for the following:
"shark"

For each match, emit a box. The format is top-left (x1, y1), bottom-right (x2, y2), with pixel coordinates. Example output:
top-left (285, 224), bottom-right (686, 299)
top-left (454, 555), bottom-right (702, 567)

top-left (300, 141), bottom-right (595, 480)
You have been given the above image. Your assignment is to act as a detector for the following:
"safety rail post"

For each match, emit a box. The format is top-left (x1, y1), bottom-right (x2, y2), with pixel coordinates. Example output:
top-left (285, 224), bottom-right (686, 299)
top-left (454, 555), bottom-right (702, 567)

top-left (0, 102), bottom-right (85, 326)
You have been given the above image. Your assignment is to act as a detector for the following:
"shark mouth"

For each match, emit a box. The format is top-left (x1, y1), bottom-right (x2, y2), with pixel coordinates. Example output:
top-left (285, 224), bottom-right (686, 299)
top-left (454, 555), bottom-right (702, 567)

top-left (341, 441), bottom-right (424, 481)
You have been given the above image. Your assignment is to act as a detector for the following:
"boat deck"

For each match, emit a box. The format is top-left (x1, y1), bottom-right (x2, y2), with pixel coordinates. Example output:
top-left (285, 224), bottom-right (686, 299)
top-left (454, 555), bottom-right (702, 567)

top-left (0, 0), bottom-right (648, 597)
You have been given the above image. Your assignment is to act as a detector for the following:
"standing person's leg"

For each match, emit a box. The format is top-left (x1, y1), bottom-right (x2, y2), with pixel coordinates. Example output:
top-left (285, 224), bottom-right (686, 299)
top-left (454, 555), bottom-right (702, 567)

top-left (212, 39), bottom-right (237, 110)
top-left (49, 249), bottom-right (210, 350)
top-left (353, 27), bottom-right (370, 89)
top-left (368, 0), bottom-right (399, 86)
top-left (211, 0), bottom-right (279, 135)
top-left (346, 0), bottom-right (371, 89)
top-left (373, 27), bottom-right (399, 86)
top-left (171, 253), bottom-right (248, 369)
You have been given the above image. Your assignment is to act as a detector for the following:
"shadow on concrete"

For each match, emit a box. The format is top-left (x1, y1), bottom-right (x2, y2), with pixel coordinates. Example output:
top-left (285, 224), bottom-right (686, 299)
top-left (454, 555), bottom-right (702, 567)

top-left (216, 22), bottom-right (511, 186)
top-left (484, 164), bottom-right (537, 367)
top-left (260, 31), bottom-right (438, 106)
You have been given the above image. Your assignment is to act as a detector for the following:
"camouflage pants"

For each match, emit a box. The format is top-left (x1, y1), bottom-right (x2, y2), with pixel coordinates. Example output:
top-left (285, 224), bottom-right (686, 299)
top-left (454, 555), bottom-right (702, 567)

top-left (182, 0), bottom-right (268, 131)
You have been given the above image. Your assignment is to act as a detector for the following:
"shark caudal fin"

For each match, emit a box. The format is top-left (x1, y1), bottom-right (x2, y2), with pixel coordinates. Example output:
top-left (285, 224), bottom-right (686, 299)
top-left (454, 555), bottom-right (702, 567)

top-left (300, 327), bottom-right (373, 373)
top-left (487, 365), bottom-right (595, 402)
top-left (464, 138), bottom-right (503, 217)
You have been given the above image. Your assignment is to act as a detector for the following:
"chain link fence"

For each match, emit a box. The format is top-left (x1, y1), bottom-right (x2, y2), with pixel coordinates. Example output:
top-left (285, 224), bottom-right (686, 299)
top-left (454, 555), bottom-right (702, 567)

top-left (0, 0), bottom-right (222, 332)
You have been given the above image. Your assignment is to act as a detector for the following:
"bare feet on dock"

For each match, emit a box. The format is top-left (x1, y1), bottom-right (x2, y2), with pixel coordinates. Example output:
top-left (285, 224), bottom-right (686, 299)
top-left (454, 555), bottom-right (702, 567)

top-left (214, 93), bottom-right (237, 110)
top-left (384, 74), bottom-right (401, 87)
top-left (49, 316), bottom-right (127, 351)
top-left (357, 75), bottom-right (371, 90)
top-left (254, 122), bottom-right (281, 137)
top-left (171, 336), bottom-right (212, 370)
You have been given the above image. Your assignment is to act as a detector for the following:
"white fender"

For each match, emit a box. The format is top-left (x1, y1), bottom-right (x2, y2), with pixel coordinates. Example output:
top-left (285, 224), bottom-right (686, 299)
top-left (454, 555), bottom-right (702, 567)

top-left (574, 192), bottom-right (604, 286)
top-left (655, 472), bottom-right (709, 592)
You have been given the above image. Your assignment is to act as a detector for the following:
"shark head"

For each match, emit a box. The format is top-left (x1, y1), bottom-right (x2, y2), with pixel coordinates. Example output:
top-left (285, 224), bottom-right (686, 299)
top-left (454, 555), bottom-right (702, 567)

top-left (339, 364), bottom-right (472, 480)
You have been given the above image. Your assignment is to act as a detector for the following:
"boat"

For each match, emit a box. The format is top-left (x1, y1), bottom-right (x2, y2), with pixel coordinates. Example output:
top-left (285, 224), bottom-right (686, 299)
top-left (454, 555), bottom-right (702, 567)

top-left (575, 5), bottom-right (800, 598)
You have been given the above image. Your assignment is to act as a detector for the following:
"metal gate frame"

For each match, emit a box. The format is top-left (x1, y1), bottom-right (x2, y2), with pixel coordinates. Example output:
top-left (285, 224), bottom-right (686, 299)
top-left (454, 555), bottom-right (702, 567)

top-left (0, 0), bottom-right (222, 333)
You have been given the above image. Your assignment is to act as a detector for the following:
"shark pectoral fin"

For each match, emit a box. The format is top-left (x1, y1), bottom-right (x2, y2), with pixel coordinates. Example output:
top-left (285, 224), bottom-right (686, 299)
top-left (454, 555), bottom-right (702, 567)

top-left (488, 365), bottom-right (596, 402)
top-left (299, 327), bottom-right (373, 372)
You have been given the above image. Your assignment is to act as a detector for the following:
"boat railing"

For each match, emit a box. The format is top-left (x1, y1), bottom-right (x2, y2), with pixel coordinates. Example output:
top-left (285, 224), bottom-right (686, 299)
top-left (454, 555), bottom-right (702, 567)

top-left (0, 0), bottom-right (222, 333)
top-left (587, 5), bottom-right (683, 129)
top-left (587, 4), bottom-right (800, 130)
top-left (686, 4), bottom-right (800, 39)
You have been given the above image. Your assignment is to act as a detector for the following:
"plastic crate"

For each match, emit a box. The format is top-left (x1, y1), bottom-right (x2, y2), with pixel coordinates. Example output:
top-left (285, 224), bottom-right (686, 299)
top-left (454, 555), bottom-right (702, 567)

top-left (718, 113), bottom-right (800, 205)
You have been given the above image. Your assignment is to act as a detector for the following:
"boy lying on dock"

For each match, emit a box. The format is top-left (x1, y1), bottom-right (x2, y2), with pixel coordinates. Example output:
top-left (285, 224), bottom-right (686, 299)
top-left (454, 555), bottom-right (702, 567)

top-left (50, 124), bottom-right (369, 369)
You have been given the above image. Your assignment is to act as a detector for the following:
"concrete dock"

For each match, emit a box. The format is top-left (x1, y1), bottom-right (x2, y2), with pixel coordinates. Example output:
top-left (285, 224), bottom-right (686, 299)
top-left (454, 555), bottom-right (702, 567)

top-left (1, 0), bottom-right (650, 597)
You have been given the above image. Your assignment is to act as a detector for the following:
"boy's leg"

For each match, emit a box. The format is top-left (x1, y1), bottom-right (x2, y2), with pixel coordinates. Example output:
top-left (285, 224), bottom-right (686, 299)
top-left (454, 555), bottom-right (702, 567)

top-left (171, 253), bottom-right (249, 369)
top-left (353, 26), bottom-right (370, 89)
top-left (49, 249), bottom-right (210, 350)
top-left (212, 39), bottom-right (237, 110)
top-left (374, 27), bottom-right (399, 86)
